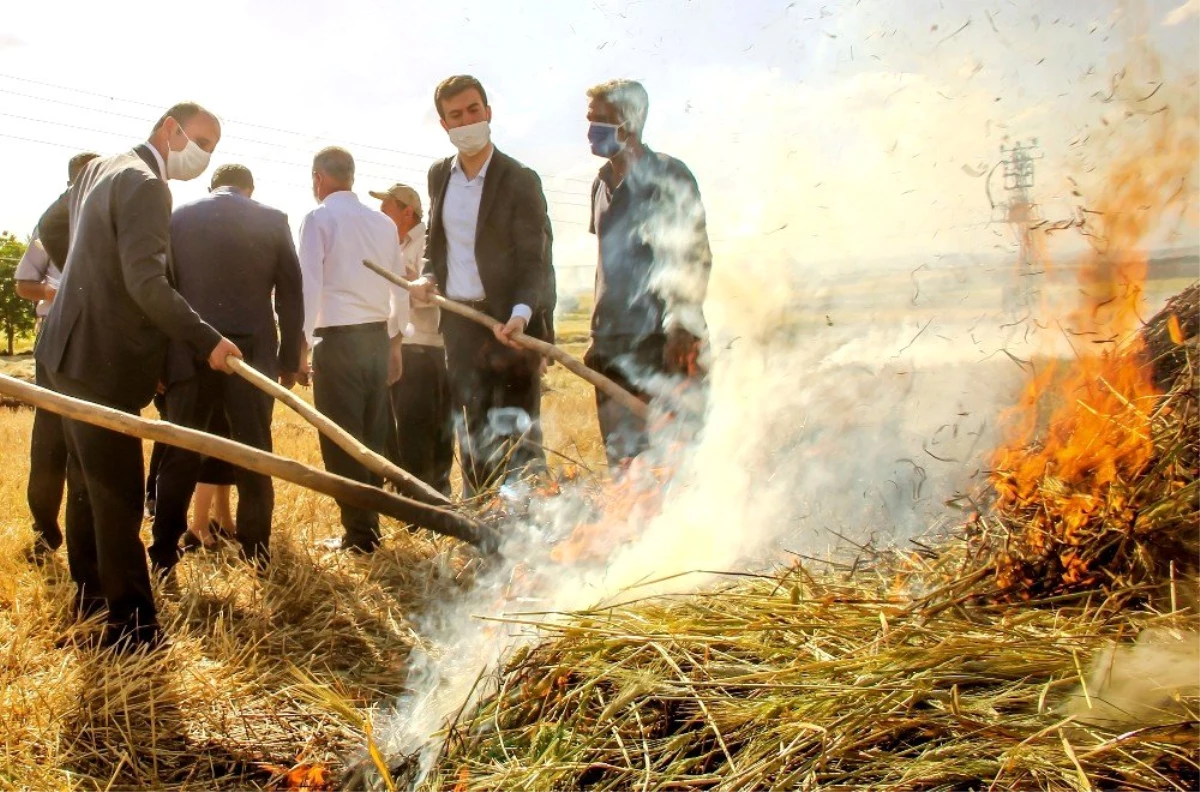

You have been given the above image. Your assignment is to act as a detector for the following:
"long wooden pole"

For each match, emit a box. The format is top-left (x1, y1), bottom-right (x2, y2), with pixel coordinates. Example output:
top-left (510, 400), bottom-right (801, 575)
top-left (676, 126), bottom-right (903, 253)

top-left (0, 373), bottom-right (498, 552)
top-left (362, 259), bottom-right (650, 420)
top-left (225, 356), bottom-right (450, 509)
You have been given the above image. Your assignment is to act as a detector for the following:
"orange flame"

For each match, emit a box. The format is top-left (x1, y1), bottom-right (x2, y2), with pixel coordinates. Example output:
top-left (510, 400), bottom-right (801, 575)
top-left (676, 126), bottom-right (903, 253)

top-left (989, 62), bottom-right (1197, 594)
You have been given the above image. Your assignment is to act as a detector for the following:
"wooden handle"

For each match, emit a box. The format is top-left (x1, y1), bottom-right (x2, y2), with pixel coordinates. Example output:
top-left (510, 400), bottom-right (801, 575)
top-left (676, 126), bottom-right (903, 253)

top-left (0, 373), bottom-right (497, 551)
top-left (225, 356), bottom-right (450, 509)
top-left (362, 259), bottom-right (650, 420)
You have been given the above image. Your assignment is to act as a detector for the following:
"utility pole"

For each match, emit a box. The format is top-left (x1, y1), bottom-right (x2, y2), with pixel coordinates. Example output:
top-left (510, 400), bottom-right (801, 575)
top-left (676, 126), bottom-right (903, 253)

top-left (990, 137), bottom-right (1044, 310)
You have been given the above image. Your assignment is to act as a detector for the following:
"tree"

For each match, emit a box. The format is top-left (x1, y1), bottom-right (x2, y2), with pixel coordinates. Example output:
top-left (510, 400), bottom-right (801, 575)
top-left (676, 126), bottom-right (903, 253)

top-left (0, 232), bottom-right (38, 355)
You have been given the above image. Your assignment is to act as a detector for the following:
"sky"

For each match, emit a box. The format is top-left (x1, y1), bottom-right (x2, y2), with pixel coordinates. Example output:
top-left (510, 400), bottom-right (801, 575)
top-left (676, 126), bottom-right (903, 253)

top-left (1, 0), bottom-right (1197, 295)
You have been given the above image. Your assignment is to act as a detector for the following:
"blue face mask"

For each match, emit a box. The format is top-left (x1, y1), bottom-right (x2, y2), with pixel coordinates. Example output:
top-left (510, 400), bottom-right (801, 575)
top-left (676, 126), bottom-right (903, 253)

top-left (588, 122), bottom-right (626, 158)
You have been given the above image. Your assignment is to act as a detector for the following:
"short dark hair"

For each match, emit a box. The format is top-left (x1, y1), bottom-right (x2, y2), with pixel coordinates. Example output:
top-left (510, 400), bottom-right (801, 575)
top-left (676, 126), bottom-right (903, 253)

top-left (434, 75), bottom-right (488, 119)
top-left (151, 102), bottom-right (218, 135)
top-left (67, 151), bottom-right (100, 184)
top-left (587, 79), bottom-right (649, 137)
top-left (313, 146), bottom-right (355, 185)
top-left (210, 163), bottom-right (254, 191)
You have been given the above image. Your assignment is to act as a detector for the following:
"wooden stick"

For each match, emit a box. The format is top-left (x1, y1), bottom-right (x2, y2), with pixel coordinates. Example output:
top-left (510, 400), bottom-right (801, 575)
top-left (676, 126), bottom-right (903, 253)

top-left (225, 356), bottom-right (450, 509)
top-left (362, 259), bottom-right (650, 420)
top-left (0, 373), bottom-right (498, 552)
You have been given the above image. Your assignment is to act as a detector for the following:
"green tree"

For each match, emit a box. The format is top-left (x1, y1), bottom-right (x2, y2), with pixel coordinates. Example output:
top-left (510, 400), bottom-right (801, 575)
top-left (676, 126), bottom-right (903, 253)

top-left (0, 232), bottom-right (38, 355)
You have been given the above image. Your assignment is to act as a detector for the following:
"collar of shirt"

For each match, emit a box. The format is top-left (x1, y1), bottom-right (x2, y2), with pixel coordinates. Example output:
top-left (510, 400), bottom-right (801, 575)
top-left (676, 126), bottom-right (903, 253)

top-left (143, 142), bottom-right (167, 180)
top-left (403, 221), bottom-right (426, 251)
top-left (450, 149), bottom-right (495, 183)
top-left (321, 189), bottom-right (363, 208)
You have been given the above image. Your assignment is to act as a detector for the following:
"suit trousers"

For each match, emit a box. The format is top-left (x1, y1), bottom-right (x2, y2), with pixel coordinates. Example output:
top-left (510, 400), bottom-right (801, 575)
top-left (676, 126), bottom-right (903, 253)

top-left (313, 325), bottom-right (389, 548)
top-left (386, 344), bottom-right (453, 497)
top-left (584, 334), bottom-right (666, 468)
top-left (442, 312), bottom-right (544, 495)
top-left (44, 369), bottom-right (158, 645)
top-left (27, 361), bottom-right (67, 549)
top-left (149, 365), bottom-right (275, 569)
top-left (145, 393), bottom-right (166, 505)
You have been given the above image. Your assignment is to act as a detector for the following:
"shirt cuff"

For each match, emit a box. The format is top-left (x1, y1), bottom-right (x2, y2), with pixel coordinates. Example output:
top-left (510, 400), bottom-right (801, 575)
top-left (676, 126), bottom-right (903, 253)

top-left (511, 304), bottom-right (532, 323)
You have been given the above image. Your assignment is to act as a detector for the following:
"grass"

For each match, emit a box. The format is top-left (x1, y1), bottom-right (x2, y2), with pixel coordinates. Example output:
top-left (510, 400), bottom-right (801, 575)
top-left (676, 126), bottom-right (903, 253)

top-left (0, 308), bottom-right (605, 790)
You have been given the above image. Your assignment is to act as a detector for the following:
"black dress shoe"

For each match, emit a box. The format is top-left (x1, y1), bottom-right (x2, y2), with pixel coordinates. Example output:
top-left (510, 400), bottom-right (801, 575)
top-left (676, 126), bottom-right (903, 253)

top-left (320, 536), bottom-right (376, 555)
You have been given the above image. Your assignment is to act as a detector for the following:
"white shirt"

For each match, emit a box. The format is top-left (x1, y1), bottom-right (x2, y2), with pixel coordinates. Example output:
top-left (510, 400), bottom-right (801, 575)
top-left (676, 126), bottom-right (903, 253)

top-left (442, 152), bottom-right (531, 323)
top-left (298, 191), bottom-right (411, 346)
top-left (402, 222), bottom-right (442, 347)
top-left (14, 229), bottom-right (60, 318)
top-left (144, 142), bottom-right (166, 180)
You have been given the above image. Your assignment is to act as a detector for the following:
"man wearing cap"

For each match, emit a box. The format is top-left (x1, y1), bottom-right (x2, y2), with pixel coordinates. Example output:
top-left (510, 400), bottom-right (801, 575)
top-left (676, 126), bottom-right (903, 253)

top-left (15, 151), bottom-right (100, 560)
top-left (148, 163), bottom-right (304, 572)
top-left (372, 183), bottom-right (452, 496)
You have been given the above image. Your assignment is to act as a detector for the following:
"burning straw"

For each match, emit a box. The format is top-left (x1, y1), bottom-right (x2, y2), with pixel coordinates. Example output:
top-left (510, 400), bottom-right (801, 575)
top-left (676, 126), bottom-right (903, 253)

top-left (433, 552), bottom-right (1198, 791)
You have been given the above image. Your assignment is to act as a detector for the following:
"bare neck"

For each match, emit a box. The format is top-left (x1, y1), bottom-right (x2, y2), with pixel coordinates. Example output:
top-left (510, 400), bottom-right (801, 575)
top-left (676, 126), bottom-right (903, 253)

top-left (609, 138), bottom-right (645, 183)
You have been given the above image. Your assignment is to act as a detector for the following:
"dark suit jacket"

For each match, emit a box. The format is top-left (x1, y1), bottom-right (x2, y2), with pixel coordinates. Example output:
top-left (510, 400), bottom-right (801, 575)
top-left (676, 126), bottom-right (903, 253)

top-left (423, 148), bottom-right (555, 342)
top-left (37, 189), bottom-right (71, 268)
top-left (165, 187), bottom-right (303, 384)
top-left (35, 144), bottom-right (222, 409)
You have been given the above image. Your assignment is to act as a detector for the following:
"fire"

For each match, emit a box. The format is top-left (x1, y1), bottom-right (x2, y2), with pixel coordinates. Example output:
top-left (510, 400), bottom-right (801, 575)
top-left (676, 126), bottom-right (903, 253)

top-left (550, 453), bottom-right (674, 565)
top-left (988, 64), bottom-right (1197, 597)
top-left (262, 761), bottom-right (332, 791)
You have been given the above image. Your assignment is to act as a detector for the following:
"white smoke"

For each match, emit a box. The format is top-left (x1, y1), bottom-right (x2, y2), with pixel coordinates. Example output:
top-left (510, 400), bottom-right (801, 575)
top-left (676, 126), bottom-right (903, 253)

top-left (367, 242), bottom-right (1034, 787)
top-left (366, 3), bottom-right (1199, 787)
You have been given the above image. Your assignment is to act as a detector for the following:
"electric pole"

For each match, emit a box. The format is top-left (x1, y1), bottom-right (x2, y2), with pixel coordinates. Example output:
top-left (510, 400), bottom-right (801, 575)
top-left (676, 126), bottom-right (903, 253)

top-left (991, 137), bottom-right (1044, 310)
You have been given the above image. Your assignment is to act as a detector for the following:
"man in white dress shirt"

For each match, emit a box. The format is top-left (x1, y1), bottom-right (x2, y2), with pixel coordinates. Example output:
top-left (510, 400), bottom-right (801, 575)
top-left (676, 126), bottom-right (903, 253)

top-left (410, 75), bottom-right (554, 494)
top-left (299, 146), bottom-right (410, 554)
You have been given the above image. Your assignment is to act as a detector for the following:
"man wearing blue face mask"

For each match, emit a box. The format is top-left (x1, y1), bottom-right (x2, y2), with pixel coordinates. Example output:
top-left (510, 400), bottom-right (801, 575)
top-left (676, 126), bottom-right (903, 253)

top-left (35, 101), bottom-right (241, 651)
top-left (583, 79), bottom-right (713, 468)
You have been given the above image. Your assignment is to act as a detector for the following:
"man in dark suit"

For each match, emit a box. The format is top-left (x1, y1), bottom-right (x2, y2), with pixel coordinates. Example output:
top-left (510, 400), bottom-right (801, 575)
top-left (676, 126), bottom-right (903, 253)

top-left (148, 164), bottom-right (303, 572)
top-left (410, 75), bottom-right (555, 495)
top-left (15, 151), bottom-right (99, 561)
top-left (36, 101), bottom-right (241, 650)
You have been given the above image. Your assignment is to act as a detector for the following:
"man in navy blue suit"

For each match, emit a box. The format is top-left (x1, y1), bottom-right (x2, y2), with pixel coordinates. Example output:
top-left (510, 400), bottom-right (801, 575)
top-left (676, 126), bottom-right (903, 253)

top-left (148, 163), bottom-right (304, 573)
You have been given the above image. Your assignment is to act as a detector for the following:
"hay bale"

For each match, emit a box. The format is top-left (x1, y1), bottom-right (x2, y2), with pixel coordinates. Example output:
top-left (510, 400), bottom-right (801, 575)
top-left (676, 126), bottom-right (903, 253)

top-left (1144, 283), bottom-right (1200, 392)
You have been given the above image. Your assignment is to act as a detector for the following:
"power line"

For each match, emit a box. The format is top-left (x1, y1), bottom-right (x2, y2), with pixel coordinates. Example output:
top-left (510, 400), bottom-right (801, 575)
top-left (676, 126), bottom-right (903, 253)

top-left (0, 76), bottom-right (598, 197)
top-left (0, 130), bottom-right (591, 227)
top-left (0, 112), bottom-right (594, 217)
top-left (0, 85), bottom-right (590, 201)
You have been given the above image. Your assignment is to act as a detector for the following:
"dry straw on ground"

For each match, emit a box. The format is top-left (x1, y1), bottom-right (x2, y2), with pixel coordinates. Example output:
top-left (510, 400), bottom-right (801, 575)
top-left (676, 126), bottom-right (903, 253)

top-left (433, 560), bottom-right (1198, 792)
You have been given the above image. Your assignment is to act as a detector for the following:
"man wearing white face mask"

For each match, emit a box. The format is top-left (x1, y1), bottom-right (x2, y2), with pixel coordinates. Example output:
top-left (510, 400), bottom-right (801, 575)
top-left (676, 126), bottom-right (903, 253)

top-left (409, 75), bottom-right (555, 495)
top-left (35, 101), bottom-right (241, 652)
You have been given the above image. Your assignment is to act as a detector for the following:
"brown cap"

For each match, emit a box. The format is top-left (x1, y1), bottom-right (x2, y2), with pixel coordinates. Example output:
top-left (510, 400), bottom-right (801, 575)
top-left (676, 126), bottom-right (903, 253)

top-left (369, 183), bottom-right (423, 218)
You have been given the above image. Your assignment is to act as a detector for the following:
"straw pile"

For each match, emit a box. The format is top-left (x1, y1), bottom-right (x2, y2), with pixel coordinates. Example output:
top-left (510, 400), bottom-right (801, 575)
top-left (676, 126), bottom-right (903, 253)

top-left (433, 553), bottom-right (1198, 791)
top-left (985, 283), bottom-right (1199, 602)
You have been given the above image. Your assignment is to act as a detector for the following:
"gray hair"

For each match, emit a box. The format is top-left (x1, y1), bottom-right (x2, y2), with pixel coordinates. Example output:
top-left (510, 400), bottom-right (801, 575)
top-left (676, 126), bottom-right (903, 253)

top-left (313, 146), bottom-right (355, 185)
top-left (587, 79), bottom-right (649, 137)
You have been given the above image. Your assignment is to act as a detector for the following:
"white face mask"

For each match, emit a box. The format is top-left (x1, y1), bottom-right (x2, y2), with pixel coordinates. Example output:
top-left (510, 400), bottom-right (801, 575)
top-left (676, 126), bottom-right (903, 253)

top-left (447, 120), bottom-right (491, 157)
top-left (166, 127), bottom-right (211, 181)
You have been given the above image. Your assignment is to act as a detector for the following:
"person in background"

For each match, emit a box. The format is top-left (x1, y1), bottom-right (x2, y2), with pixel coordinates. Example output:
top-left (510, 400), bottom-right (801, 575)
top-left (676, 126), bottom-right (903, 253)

top-left (300, 148), bottom-right (410, 554)
top-left (372, 182), bottom-right (453, 496)
top-left (14, 151), bottom-right (100, 560)
top-left (583, 79), bottom-right (712, 468)
top-left (36, 101), bottom-right (241, 650)
top-left (409, 74), bottom-right (555, 495)
top-left (148, 163), bottom-right (303, 572)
